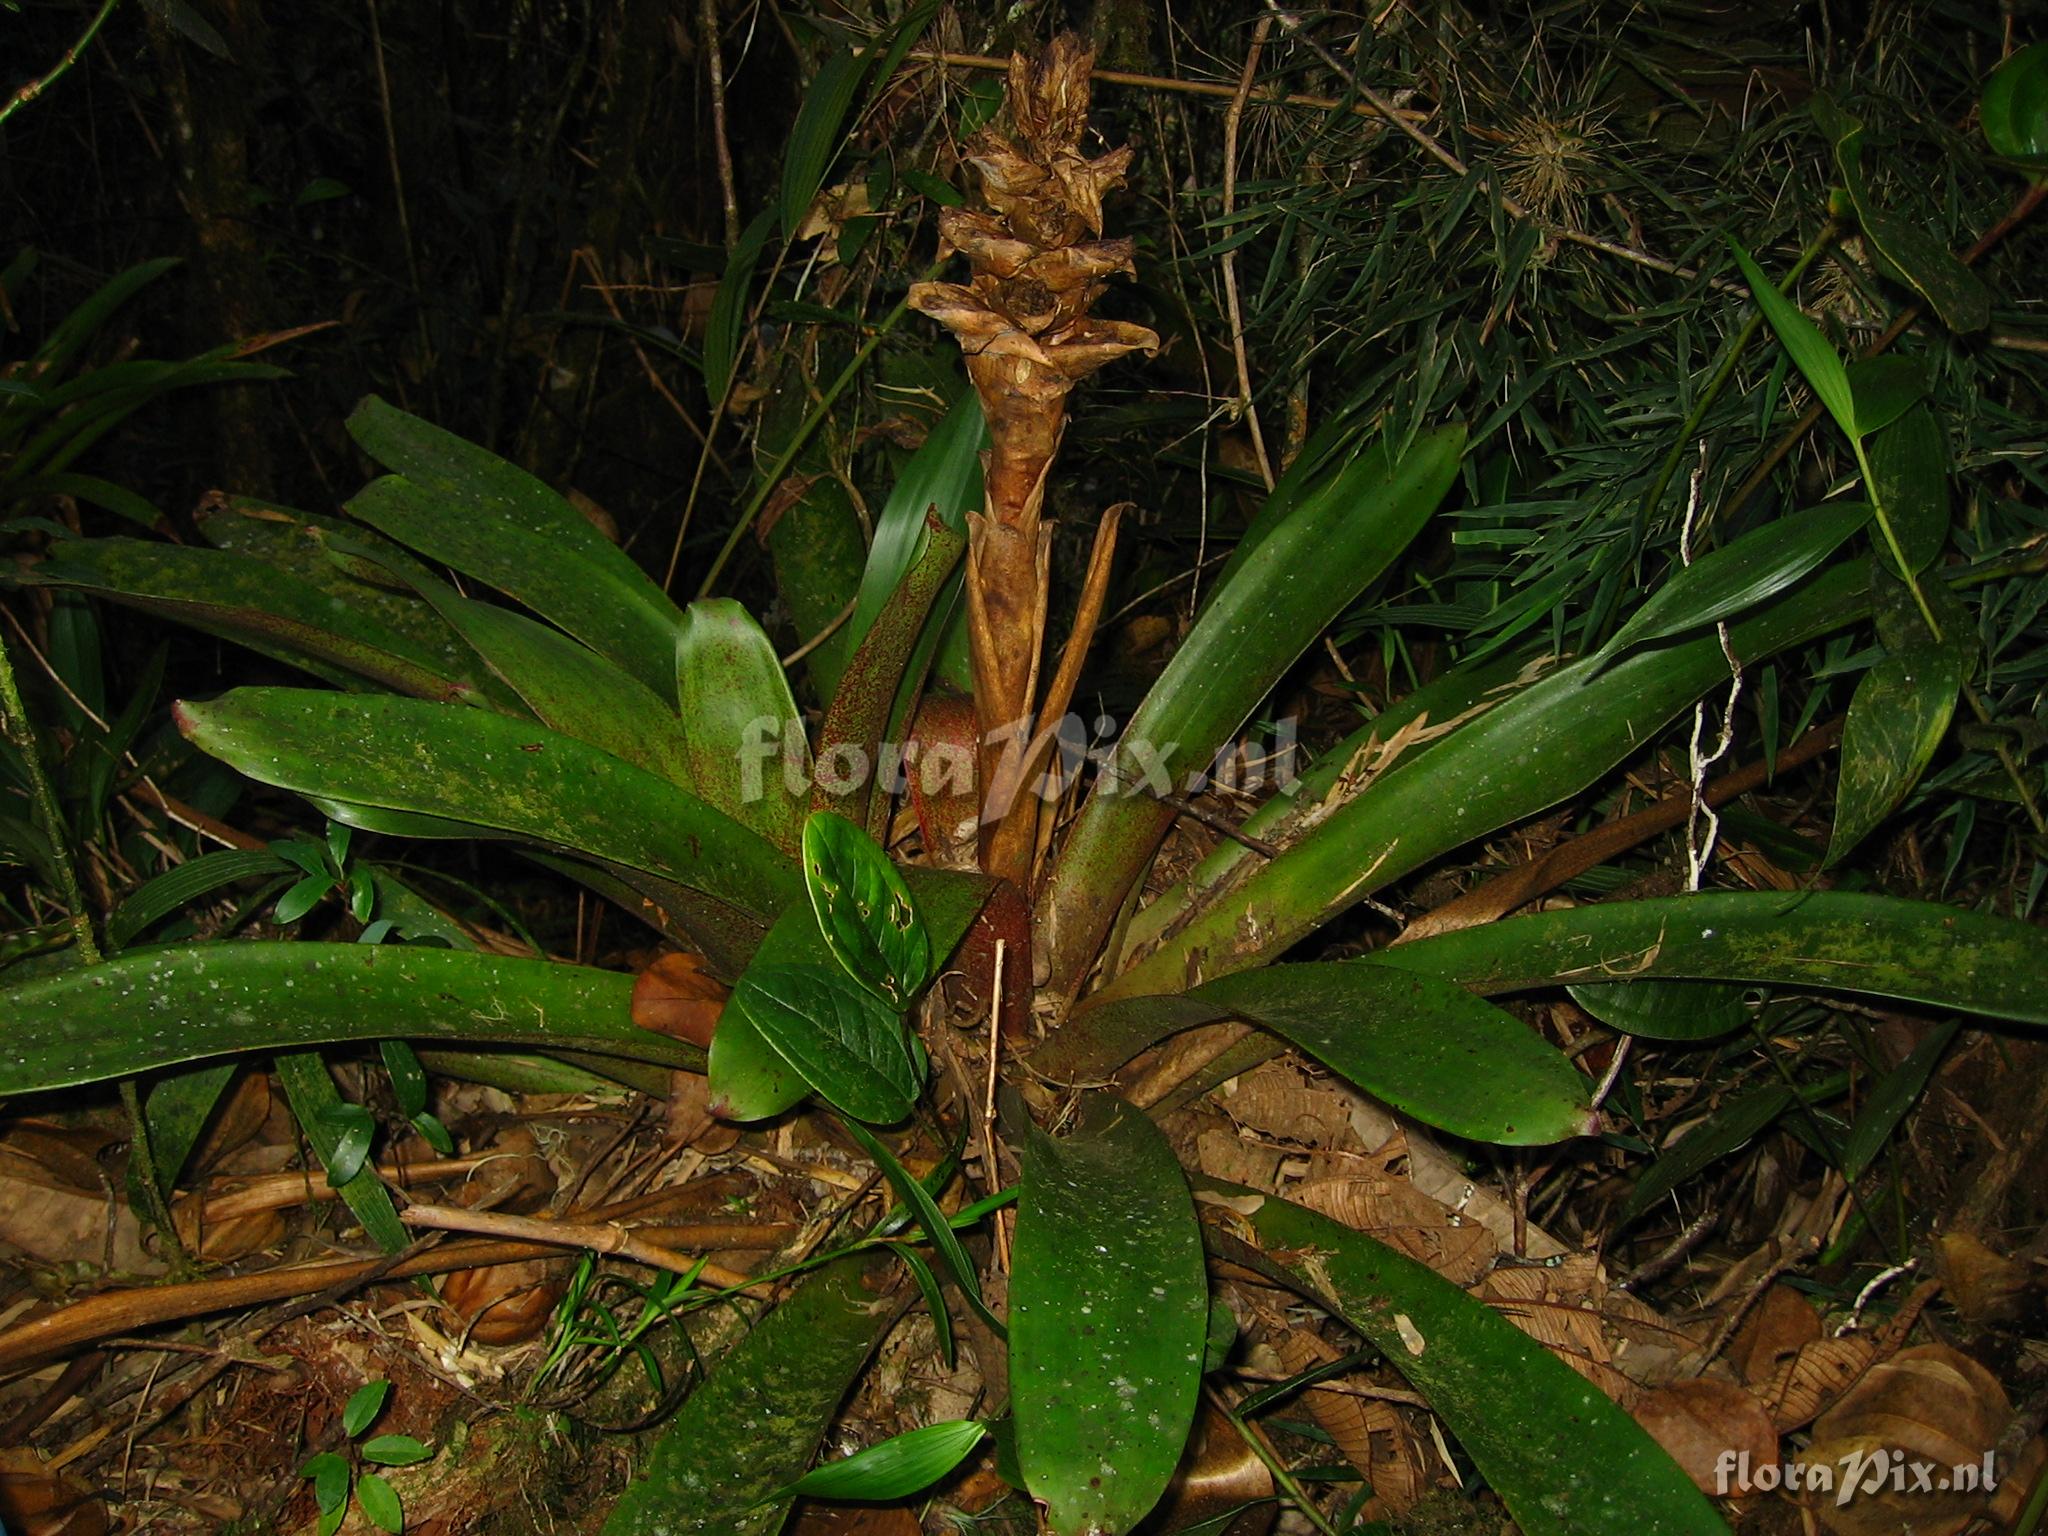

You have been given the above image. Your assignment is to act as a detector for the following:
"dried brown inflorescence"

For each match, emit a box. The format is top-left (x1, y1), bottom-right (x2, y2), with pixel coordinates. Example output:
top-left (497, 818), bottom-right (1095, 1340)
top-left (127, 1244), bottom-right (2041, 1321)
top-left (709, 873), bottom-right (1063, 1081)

top-left (910, 34), bottom-right (1157, 886)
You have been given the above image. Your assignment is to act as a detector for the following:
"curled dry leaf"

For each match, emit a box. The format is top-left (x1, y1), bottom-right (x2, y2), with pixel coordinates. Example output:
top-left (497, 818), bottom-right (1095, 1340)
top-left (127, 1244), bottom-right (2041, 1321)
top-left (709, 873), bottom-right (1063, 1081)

top-left (1804, 1344), bottom-right (2036, 1535)
top-left (1293, 1143), bottom-right (1497, 1287)
top-left (1727, 1284), bottom-right (1822, 1387)
top-left (1475, 1254), bottom-right (1639, 1405)
top-left (0, 1450), bottom-right (110, 1536)
top-left (0, 1146), bottom-right (153, 1273)
top-left (1754, 1336), bottom-right (1875, 1431)
top-left (1630, 1377), bottom-right (1779, 1494)
top-left (446, 1126), bottom-right (556, 1213)
top-left (440, 1255), bottom-right (572, 1346)
top-left (1268, 1325), bottom-right (1431, 1520)
top-left (169, 1194), bottom-right (286, 1262)
top-left (187, 1068), bottom-right (273, 1173)
top-left (1935, 1230), bottom-right (2033, 1325)
top-left (1143, 1402), bottom-right (1277, 1536)
top-left (630, 950), bottom-right (729, 1050)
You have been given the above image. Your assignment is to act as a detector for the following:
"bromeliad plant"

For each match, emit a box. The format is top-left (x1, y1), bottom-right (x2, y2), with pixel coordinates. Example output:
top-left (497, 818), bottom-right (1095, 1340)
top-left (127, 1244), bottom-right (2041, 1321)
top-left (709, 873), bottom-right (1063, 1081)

top-left (5, 33), bottom-right (2048, 1536)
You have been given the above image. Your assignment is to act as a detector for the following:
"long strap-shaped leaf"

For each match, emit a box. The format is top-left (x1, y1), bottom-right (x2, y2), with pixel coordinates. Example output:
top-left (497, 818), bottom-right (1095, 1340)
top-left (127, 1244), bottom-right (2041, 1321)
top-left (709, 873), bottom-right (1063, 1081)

top-left (16, 539), bottom-right (485, 700)
top-left (1011, 1093), bottom-right (1207, 1536)
top-left (1039, 426), bottom-right (1466, 998)
top-left (599, 1252), bottom-right (904, 1536)
top-left (1038, 963), bottom-right (1593, 1145)
top-left (345, 396), bottom-right (685, 696)
top-left (1206, 1180), bottom-right (1730, 1536)
top-left (1368, 890), bottom-right (2048, 1030)
top-left (0, 943), bottom-right (700, 1097)
top-left (1103, 561), bottom-right (1870, 1002)
top-left (176, 688), bottom-right (800, 921)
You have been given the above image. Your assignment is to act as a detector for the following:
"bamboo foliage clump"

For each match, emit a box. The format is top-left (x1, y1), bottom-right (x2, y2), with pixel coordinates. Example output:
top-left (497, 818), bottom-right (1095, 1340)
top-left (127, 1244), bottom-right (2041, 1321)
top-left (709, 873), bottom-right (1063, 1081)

top-left (910, 33), bottom-right (1157, 885)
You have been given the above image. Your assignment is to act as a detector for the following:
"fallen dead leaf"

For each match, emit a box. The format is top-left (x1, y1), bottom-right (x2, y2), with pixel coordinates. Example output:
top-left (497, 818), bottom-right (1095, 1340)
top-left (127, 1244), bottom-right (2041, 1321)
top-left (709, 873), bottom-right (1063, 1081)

top-left (1630, 1377), bottom-right (1778, 1494)
top-left (631, 951), bottom-right (729, 1049)
top-left (1728, 1284), bottom-right (1823, 1387)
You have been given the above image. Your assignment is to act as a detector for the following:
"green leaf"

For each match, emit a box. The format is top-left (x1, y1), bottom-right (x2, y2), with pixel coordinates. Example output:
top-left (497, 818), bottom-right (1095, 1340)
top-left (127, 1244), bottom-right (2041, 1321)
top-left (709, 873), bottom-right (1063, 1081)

top-left (1839, 1019), bottom-right (1960, 1180)
top-left (782, 48), bottom-right (869, 238)
top-left (343, 396), bottom-right (684, 693)
top-left (360, 1434), bottom-right (433, 1468)
top-left (1844, 356), bottom-right (1927, 438)
top-left (355, 1471), bottom-right (404, 1533)
top-left (899, 168), bottom-right (964, 206)
top-left (894, 1243), bottom-right (956, 1367)
top-left (273, 871), bottom-right (335, 926)
top-left (802, 812), bottom-right (930, 1006)
top-left (1068, 964), bottom-right (1594, 1145)
top-left (706, 1004), bottom-right (811, 1122)
top-left (379, 1039), bottom-right (431, 1119)
top-left (132, 1061), bottom-right (238, 1201)
top-left (1598, 503), bottom-right (1869, 662)
top-left (1218, 1186), bottom-right (1730, 1536)
top-left (1043, 425), bottom-right (1466, 995)
top-left (1567, 979), bottom-right (1752, 1041)
top-left (840, 1119), bottom-right (990, 1331)
top-left (708, 869), bottom-right (987, 1120)
top-left (781, 1420), bottom-right (987, 1502)
top-left (175, 689), bottom-right (800, 922)
top-left (318, 1503), bottom-right (346, 1536)
top-left (316, 1101), bottom-right (377, 1187)
top-left (1108, 563), bottom-right (1870, 1000)
top-left (193, 497), bottom-right (494, 689)
top-left (814, 511), bottom-right (967, 834)
top-left (6, 471), bottom-right (162, 527)
top-left (1012, 1094), bottom-right (1206, 1536)
top-left (302, 1452), bottom-right (352, 1514)
top-left (1828, 122), bottom-right (1992, 333)
top-left (675, 599), bottom-right (808, 850)
top-left (16, 539), bottom-right (481, 699)
top-left (847, 392), bottom-right (986, 654)
top-left (29, 257), bottom-right (179, 378)
top-left (346, 473), bottom-right (681, 700)
top-left (1826, 646), bottom-right (1965, 866)
top-left (1370, 891), bottom-right (2048, 1027)
top-left (0, 943), bottom-right (702, 1098)
top-left (705, 209), bottom-right (776, 402)
top-left (726, 963), bottom-right (920, 1124)
top-left (1620, 1083), bottom-right (1800, 1224)
top-left (277, 1054), bottom-right (408, 1251)
top-left (1863, 404), bottom-right (1949, 575)
top-left (342, 1380), bottom-right (391, 1439)
top-left (1981, 43), bottom-right (2048, 170)
top-left (398, 575), bottom-right (695, 790)
top-left (1731, 242), bottom-right (1857, 439)
top-left (601, 1254), bottom-right (900, 1536)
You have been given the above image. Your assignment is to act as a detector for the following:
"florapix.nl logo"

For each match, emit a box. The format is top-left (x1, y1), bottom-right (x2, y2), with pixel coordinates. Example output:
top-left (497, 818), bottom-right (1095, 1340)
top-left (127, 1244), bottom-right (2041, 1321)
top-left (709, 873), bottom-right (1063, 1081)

top-left (732, 710), bottom-right (1301, 823)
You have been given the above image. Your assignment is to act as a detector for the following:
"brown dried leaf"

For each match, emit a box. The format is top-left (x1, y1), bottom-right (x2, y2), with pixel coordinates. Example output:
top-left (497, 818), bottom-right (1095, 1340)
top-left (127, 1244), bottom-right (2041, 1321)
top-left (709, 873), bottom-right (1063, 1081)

top-left (1754, 1336), bottom-right (1876, 1431)
top-left (0, 1150), bottom-right (152, 1272)
top-left (1193, 1126), bottom-right (1287, 1190)
top-left (0, 1450), bottom-right (110, 1536)
top-left (631, 951), bottom-right (729, 1049)
top-left (1290, 1147), bottom-right (1495, 1286)
top-left (1804, 1344), bottom-right (2020, 1535)
top-left (1630, 1378), bottom-right (1778, 1494)
top-left (1476, 1256), bottom-right (1637, 1403)
top-left (440, 1256), bottom-right (571, 1346)
top-left (1935, 1231), bottom-right (2032, 1325)
top-left (1220, 1061), bottom-right (1359, 1149)
top-left (1728, 1284), bottom-right (1823, 1387)
top-left (1143, 1402), bottom-right (1277, 1536)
